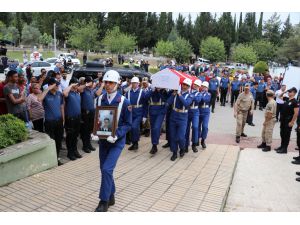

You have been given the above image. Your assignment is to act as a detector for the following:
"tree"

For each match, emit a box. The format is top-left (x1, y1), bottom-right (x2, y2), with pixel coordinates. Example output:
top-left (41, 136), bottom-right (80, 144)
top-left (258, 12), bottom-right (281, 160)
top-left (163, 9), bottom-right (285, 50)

top-left (276, 24), bottom-right (300, 65)
top-left (281, 14), bottom-right (293, 40)
top-left (39, 33), bottom-right (53, 48)
top-left (257, 12), bottom-right (263, 39)
top-left (157, 12), bottom-right (168, 41)
top-left (238, 12), bottom-right (257, 44)
top-left (263, 12), bottom-right (282, 46)
top-left (236, 12), bottom-right (243, 43)
top-left (68, 20), bottom-right (99, 51)
top-left (3, 26), bottom-right (20, 45)
top-left (167, 27), bottom-right (179, 42)
top-left (21, 23), bottom-right (41, 46)
top-left (176, 13), bottom-right (186, 37)
top-left (200, 36), bottom-right (225, 62)
top-left (251, 40), bottom-right (276, 62)
top-left (253, 61), bottom-right (269, 73)
top-left (172, 37), bottom-right (192, 63)
top-left (0, 21), bottom-right (5, 39)
top-left (217, 12), bottom-right (234, 57)
top-left (145, 12), bottom-right (158, 48)
top-left (155, 40), bottom-right (174, 58)
top-left (184, 14), bottom-right (195, 53)
top-left (102, 26), bottom-right (136, 54)
top-left (231, 44), bottom-right (257, 65)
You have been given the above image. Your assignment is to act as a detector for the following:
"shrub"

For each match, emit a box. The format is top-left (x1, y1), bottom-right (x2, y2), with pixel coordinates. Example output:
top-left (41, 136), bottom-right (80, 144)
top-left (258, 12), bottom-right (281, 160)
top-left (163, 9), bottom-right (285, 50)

top-left (253, 61), bottom-right (269, 74)
top-left (149, 67), bottom-right (159, 74)
top-left (0, 114), bottom-right (28, 149)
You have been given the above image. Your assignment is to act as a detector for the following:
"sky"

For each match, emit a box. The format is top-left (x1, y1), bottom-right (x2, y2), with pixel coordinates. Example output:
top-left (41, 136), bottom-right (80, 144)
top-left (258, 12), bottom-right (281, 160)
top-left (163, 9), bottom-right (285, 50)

top-left (173, 12), bottom-right (300, 25)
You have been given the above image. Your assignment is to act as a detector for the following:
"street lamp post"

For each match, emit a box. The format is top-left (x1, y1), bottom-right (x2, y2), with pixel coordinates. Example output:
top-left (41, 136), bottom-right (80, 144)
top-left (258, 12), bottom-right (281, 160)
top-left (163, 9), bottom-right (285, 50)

top-left (53, 23), bottom-right (57, 56)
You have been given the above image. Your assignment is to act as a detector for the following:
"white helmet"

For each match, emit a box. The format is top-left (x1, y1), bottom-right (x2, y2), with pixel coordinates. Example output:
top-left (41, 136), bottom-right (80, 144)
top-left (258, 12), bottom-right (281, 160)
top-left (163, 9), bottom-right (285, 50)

top-left (202, 81), bottom-right (209, 88)
top-left (194, 79), bottom-right (202, 87)
top-left (182, 78), bottom-right (192, 87)
top-left (103, 70), bottom-right (120, 83)
top-left (131, 76), bottom-right (140, 83)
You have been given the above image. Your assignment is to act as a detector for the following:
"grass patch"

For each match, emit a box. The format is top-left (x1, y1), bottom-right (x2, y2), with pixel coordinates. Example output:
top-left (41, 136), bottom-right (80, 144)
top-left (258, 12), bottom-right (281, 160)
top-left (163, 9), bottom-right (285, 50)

top-left (7, 51), bottom-right (55, 62)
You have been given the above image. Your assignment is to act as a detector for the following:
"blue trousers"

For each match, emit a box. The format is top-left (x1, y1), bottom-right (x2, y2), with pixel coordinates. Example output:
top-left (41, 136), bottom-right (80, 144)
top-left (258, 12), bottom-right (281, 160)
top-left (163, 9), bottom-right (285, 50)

top-left (150, 113), bottom-right (165, 145)
top-left (131, 114), bottom-right (143, 142)
top-left (98, 138), bottom-right (125, 201)
top-left (169, 111), bottom-right (188, 153)
top-left (199, 112), bottom-right (210, 140)
top-left (185, 110), bottom-right (200, 147)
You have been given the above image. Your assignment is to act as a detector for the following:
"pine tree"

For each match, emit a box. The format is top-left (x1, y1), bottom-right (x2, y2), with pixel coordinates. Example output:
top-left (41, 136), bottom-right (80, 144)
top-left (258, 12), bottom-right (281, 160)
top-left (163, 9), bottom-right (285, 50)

top-left (185, 14), bottom-right (195, 53)
top-left (263, 12), bottom-right (282, 46)
top-left (232, 14), bottom-right (237, 44)
top-left (166, 12), bottom-right (174, 34)
top-left (157, 12), bottom-right (168, 41)
top-left (281, 14), bottom-right (293, 40)
top-left (176, 13), bottom-right (186, 38)
top-left (257, 12), bottom-right (263, 39)
top-left (236, 12), bottom-right (243, 44)
top-left (146, 12), bottom-right (158, 48)
top-left (217, 12), bottom-right (234, 57)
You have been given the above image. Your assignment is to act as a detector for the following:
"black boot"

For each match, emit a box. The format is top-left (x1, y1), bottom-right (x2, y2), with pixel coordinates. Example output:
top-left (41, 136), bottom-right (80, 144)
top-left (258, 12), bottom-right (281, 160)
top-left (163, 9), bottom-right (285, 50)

top-left (293, 156), bottom-right (300, 161)
top-left (275, 146), bottom-right (283, 151)
top-left (291, 160), bottom-right (300, 165)
top-left (88, 144), bottom-right (96, 151)
top-left (262, 146), bottom-right (271, 152)
top-left (195, 142), bottom-right (199, 146)
top-left (296, 172), bottom-right (300, 176)
top-left (236, 136), bottom-right (240, 143)
top-left (67, 153), bottom-right (77, 161)
top-left (95, 201), bottom-right (109, 212)
top-left (149, 145), bottom-right (158, 154)
top-left (257, 142), bottom-right (266, 149)
top-left (128, 142), bottom-right (138, 151)
top-left (109, 195), bottom-right (115, 206)
top-left (162, 142), bottom-right (170, 148)
top-left (241, 133), bottom-right (247, 137)
top-left (179, 149), bottom-right (185, 157)
top-left (192, 144), bottom-right (198, 153)
top-left (82, 147), bottom-right (91, 153)
top-left (277, 148), bottom-right (287, 154)
top-left (201, 139), bottom-right (206, 149)
top-left (185, 147), bottom-right (189, 153)
top-left (74, 150), bottom-right (82, 158)
top-left (296, 177), bottom-right (300, 182)
top-left (144, 129), bottom-right (150, 137)
top-left (170, 153), bottom-right (177, 161)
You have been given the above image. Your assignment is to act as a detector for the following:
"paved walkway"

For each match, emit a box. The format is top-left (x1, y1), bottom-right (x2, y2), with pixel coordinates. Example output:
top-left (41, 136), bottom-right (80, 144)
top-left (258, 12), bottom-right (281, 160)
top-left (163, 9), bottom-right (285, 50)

top-left (224, 148), bottom-right (300, 212)
top-left (0, 137), bottom-right (239, 212)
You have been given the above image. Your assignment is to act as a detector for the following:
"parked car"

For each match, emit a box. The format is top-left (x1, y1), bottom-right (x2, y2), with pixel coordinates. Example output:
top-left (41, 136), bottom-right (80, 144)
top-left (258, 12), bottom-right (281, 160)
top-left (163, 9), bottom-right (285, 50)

top-left (5, 61), bottom-right (55, 77)
top-left (45, 57), bottom-right (59, 66)
top-left (58, 53), bottom-right (81, 65)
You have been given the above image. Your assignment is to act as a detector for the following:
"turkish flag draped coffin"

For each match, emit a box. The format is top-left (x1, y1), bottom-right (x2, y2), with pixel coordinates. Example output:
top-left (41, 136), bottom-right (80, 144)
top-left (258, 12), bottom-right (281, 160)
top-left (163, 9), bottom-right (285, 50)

top-left (151, 68), bottom-right (200, 90)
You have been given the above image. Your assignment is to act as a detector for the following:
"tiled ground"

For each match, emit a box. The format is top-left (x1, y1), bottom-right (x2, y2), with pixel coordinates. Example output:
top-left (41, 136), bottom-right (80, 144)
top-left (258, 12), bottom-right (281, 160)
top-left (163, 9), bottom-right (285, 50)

top-left (0, 137), bottom-right (239, 212)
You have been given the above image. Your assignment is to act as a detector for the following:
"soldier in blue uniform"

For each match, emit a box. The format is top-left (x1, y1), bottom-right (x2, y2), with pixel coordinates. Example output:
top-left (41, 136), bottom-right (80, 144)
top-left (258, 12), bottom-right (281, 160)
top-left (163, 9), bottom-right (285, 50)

top-left (230, 76), bottom-right (241, 107)
top-left (255, 79), bottom-right (266, 110)
top-left (125, 76), bottom-right (148, 151)
top-left (220, 73), bottom-right (230, 106)
top-left (167, 78), bottom-right (193, 161)
top-left (145, 87), bottom-right (169, 154)
top-left (198, 81), bottom-right (211, 149)
top-left (184, 79), bottom-right (202, 153)
top-left (247, 82), bottom-right (258, 126)
top-left (80, 76), bottom-right (97, 153)
top-left (198, 72), bottom-right (206, 82)
top-left (208, 74), bottom-right (219, 113)
top-left (94, 70), bottom-right (132, 212)
top-left (63, 78), bottom-right (83, 160)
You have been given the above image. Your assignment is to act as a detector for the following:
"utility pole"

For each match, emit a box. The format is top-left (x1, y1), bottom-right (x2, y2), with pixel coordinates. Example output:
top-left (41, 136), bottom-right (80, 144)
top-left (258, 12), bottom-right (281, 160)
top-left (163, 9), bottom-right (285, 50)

top-left (53, 23), bottom-right (57, 56)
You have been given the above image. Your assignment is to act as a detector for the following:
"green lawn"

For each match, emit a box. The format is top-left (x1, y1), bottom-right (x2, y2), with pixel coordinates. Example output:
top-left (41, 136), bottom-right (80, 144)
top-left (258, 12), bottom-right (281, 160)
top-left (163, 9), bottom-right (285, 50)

top-left (7, 51), bottom-right (55, 62)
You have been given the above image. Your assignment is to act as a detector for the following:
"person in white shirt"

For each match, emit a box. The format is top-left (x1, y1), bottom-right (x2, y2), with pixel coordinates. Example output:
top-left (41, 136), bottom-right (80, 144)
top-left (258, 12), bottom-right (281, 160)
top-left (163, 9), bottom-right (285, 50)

top-left (275, 84), bottom-right (287, 122)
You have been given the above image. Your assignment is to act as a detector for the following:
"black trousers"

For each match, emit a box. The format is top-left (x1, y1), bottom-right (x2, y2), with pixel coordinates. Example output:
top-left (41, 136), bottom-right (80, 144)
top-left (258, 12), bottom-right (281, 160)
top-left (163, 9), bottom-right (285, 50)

top-left (262, 91), bottom-right (267, 108)
top-left (280, 118), bottom-right (293, 148)
top-left (276, 103), bottom-right (283, 121)
top-left (33, 118), bottom-right (44, 132)
top-left (246, 110), bottom-right (253, 124)
top-left (65, 116), bottom-right (81, 157)
top-left (209, 90), bottom-right (217, 111)
top-left (220, 87), bottom-right (228, 105)
top-left (165, 107), bottom-right (172, 141)
top-left (255, 92), bottom-right (264, 109)
top-left (296, 125), bottom-right (300, 155)
top-left (44, 119), bottom-right (64, 157)
top-left (231, 90), bottom-right (239, 106)
top-left (80, 110), bottom-right (95, 148)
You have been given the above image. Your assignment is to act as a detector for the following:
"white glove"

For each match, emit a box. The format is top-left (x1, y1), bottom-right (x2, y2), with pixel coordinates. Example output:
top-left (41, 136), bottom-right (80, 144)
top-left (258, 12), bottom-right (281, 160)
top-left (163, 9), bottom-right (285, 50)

top-left (107, 135), bottom-right (118, 143)
top-left (142, 117), bottom-right (147, 124)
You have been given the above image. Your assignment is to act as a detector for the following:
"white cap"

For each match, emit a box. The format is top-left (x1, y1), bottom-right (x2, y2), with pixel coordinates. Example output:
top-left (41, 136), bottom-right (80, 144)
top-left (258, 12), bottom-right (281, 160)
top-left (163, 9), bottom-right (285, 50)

top-left (194, 79), bottom-right (202, 87)
top-left (202, 81), bottom-right (209, 88)
top-left (103, 70), bottom-right (120, 83)
top-left (182, 78), bottom-right (192, 87)
top-left (131, 77), bottom-right (140, 83)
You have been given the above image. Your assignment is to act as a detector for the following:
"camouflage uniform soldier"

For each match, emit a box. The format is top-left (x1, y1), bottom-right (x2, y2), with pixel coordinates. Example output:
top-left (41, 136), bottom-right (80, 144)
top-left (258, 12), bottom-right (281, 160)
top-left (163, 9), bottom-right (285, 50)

top-left (234, 83), bottom-right (254, 143)
top-left (257, 90), bottom-right (277, 151)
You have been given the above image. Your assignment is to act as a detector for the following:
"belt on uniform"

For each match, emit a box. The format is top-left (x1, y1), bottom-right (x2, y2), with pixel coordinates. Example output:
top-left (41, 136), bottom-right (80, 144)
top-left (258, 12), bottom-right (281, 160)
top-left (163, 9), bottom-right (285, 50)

top-left (132, 105), bottom-right (143, 108)
top-left (82, 109), bottom-right (94, 114)
top-left (150, 102), bottom-right (165, 106)
top-left (66, 115), bottom-right (81, 120)
top-left (200, 105), bottom-right (209, 108)
top-left (173, 108), bottom-right (188, 113)
top-left (190, 106), bottom-right (199, 109)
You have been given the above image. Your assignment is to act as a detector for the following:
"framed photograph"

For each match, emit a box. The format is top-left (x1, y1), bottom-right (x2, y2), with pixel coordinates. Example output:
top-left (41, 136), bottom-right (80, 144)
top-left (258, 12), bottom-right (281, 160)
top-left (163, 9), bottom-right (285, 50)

top-left (93, 106), bottom-right (118, 139)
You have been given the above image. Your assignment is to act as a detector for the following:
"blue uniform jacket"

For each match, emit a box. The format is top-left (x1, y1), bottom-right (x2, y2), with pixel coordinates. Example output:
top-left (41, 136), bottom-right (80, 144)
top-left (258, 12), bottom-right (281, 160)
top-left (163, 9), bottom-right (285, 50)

top-left (257, 82), bottom-right (266, 93)
top-left (199, 91), bottom-right (211, 113)
top-left (250, 87), bottom-right (257, 99)
top-left (126, 88), bottom-right (148, 118)
top-left (231, 80), bottom-right (240, 91)
top-left (145, 89), bottom-right (168, 115)
top-left (220, 77), bottom-right (230, 88)
top-left (166, 91), bottom-right (193, 110)
top-left (98, 93), bottom-right (132, 140)
top-left (189, 90), bottom-right (202, 111)
top-left (209, 79), bottom-right (219, 91)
